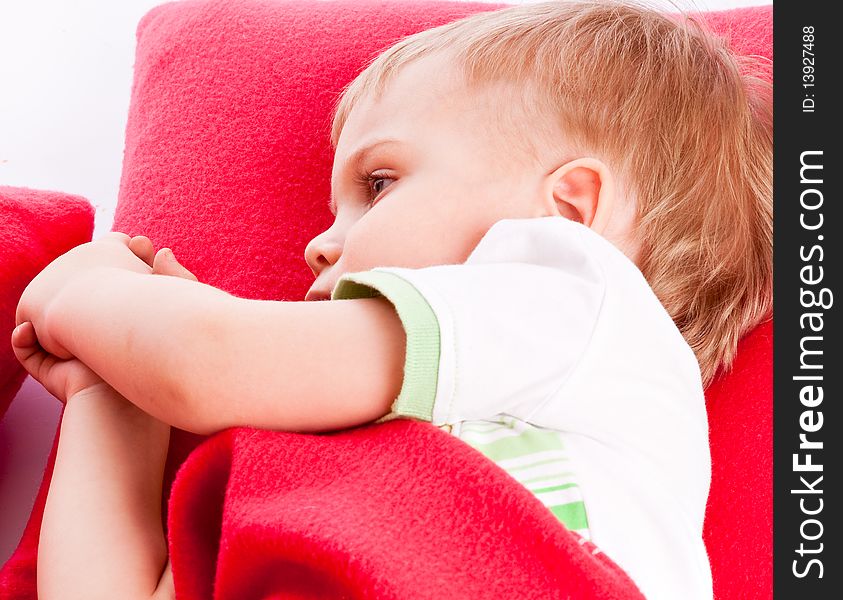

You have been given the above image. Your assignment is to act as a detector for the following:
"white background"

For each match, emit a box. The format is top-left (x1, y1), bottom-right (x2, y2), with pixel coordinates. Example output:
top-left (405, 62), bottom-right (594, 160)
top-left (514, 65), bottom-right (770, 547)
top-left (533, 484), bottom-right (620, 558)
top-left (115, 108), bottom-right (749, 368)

top-left (0, 0), bottom-right (771, 564)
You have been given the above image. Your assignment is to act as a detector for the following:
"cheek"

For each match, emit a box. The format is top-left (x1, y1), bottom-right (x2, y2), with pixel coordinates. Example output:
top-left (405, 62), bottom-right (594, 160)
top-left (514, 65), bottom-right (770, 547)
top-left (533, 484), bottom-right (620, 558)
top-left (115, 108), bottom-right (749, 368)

top-left (340, 210), bottom-right (407, 271)
top-left (338, 187), bottom-right (493, 271)
top-left (341, 204), bottom-right (438, 271)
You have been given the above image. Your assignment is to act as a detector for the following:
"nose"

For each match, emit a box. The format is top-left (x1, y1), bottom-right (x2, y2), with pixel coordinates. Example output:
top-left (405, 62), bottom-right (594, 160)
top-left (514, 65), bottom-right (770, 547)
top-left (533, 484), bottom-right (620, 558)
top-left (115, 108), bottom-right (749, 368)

top-left (304, 231), bottom-right (343, 278)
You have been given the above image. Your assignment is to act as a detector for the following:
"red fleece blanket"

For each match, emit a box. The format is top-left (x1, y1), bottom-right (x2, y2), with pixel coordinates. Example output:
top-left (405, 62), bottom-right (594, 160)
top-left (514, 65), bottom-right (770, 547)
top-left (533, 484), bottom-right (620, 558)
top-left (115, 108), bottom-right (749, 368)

top-left (168, 421), bottom-right (643, 600)
top-left (2, 416), bottom-right (644, 600)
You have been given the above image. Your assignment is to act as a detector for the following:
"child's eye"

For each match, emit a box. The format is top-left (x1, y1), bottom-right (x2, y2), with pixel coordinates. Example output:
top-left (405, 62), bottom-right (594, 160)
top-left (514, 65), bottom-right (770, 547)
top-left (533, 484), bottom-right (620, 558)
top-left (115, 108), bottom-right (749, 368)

top-left (357, 169), bottom-right (396, 204)
top-left (371, 176), bottom-right (394, 197)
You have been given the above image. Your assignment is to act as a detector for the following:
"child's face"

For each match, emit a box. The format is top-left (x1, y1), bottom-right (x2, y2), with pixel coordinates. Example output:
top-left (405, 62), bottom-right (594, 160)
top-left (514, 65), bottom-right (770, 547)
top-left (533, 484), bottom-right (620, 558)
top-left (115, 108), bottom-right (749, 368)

top-left (304, 53), bottom-right (548, 301)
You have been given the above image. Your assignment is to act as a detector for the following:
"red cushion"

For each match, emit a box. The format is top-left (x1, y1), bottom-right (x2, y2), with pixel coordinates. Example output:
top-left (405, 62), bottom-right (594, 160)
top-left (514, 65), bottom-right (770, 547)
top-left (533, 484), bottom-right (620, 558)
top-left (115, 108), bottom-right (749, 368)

top-left (0, 2), bottom-right (773, 598)
top-left (0, 187), bottom-right (94, 420)
top-left (113, 0), bottom-right (507, 301)
top-left (704, 321), bottom-right (773, 599)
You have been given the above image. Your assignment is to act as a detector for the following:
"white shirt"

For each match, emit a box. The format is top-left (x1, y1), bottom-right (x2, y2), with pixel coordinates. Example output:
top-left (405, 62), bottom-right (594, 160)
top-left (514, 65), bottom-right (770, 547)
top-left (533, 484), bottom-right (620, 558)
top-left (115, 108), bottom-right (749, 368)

top-left (333, 216), bottom-right (713, 600)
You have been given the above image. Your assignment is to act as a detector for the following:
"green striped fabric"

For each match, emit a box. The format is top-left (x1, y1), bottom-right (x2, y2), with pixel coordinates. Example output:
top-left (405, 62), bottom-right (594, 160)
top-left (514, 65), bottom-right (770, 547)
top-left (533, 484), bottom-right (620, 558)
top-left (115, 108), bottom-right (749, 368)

top-left (458, 415), bottom-right (591, 539)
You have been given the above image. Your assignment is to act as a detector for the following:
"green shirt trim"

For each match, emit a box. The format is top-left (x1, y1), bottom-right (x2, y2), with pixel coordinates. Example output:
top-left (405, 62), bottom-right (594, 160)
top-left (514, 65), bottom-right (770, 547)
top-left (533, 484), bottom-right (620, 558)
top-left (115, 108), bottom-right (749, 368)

top-left (332, 270), bottom-right (440, 424)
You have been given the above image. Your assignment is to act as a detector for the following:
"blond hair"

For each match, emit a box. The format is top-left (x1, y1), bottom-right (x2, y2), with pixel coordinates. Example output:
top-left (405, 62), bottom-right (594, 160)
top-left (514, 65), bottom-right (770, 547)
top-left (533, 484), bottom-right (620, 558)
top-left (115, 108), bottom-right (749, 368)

top-left (330, 0), bottom-right (772, 387)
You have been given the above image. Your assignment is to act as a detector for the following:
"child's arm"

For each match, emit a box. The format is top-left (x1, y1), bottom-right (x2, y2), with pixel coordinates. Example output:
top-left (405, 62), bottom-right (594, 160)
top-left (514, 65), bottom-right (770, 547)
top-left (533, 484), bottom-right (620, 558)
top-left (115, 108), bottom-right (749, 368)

top-left (38, 253), bottom-right (406, 435)
top-left (39, 383), bottom-right (173, 600)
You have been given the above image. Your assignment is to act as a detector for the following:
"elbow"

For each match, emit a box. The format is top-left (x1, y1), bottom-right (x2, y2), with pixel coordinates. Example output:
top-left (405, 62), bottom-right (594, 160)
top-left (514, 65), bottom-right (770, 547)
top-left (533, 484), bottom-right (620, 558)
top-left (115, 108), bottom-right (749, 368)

top-left (166, 380), bottom-right (226, 436)
top-left (173, 414), bottom-right (225, 437)
top-left (167, 415), bottom-right (215, 436)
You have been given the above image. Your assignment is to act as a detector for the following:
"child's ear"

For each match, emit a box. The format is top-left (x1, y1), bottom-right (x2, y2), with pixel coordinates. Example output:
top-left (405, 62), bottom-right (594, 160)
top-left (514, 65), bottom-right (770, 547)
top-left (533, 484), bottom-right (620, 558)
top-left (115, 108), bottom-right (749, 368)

top-left (541, 158), bottom-right (616, 234)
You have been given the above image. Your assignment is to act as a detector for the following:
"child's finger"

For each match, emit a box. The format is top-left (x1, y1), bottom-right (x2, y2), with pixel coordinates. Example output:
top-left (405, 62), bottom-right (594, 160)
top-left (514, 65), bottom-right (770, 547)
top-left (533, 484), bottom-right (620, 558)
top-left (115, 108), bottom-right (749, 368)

top-left (153, 248), bottom-right (199, 282)
top-left (11, 322), bottom-right (55, 380)
top-left (11, 321), bottom-right (38, 350)
top-left (98, 231), bottom-right (132, 245)
top-left (128, 235), bottom-right (156, 267)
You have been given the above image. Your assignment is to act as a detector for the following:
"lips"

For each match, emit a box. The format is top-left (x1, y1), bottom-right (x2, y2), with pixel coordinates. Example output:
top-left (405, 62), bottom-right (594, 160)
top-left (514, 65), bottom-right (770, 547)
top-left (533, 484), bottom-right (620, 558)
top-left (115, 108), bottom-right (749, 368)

top-left (305, 270), bottom-right (340, 301)
top-left (304, 287), bottom-right (332, 301)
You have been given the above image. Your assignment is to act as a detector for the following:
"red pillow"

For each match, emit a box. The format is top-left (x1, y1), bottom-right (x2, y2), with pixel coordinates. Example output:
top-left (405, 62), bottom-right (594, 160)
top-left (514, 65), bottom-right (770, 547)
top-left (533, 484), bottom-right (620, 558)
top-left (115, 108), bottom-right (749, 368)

top-left (704, 320), bottom-right (773, 599)
top-left (0, 186), bottom-right (94, 420)
top-left (113, 0), bottom-right (507, 301)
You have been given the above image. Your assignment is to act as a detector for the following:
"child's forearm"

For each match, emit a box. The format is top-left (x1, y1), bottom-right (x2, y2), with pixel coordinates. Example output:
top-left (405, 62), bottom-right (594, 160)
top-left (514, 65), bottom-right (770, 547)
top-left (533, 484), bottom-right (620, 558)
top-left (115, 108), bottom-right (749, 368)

top-left (48, 267), bottom-right (236, 428)
top-left (38, 384), bottom-right (171, 600)
top-left (48, 266), bottom-right (405, 435)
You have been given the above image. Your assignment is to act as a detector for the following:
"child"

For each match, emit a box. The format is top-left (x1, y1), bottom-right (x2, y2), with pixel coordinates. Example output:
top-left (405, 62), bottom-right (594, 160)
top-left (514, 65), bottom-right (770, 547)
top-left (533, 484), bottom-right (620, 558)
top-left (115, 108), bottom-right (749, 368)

top-left (12, 1), bottom-right (772, 599)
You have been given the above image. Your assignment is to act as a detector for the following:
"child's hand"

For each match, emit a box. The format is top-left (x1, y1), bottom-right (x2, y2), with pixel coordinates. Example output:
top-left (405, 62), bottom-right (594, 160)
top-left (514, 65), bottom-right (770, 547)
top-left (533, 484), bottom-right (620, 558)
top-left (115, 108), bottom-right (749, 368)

top-left (127, 235), bottom-right (199, 281)
top-left (15, 232), bottom-right (152, 358)
top-left (12, 237), bottom-right (198, 404)
top-left (11, 320), bottom-right (105, 404)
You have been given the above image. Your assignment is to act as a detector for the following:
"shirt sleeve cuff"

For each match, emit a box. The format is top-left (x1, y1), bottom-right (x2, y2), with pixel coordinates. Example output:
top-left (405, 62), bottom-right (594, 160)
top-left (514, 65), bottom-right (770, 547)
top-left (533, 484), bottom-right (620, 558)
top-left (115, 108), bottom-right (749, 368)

top-left (331, 269), bottom-right (440, 424)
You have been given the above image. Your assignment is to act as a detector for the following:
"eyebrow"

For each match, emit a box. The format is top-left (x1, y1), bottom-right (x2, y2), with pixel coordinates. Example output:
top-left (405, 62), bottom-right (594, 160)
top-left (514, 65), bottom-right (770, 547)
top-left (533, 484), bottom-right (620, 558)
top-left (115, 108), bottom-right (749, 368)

top-left (329, 138), bottom-right (404, 215)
